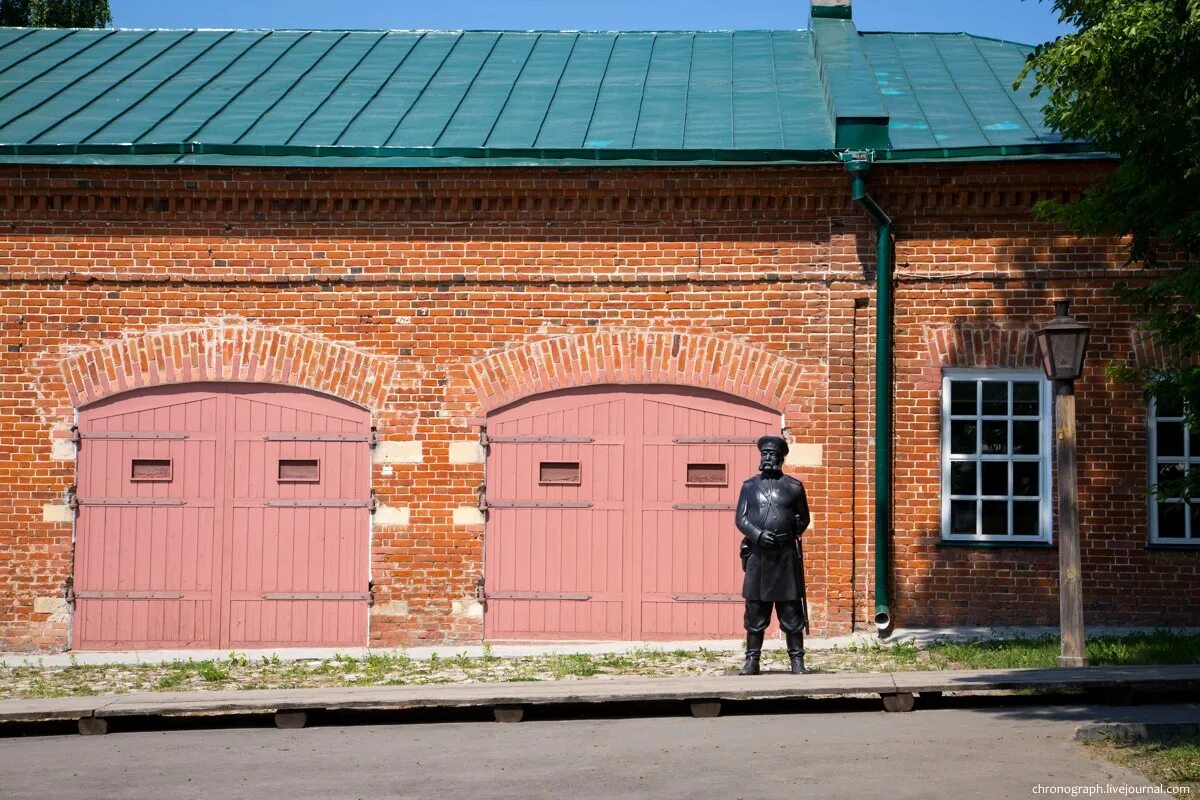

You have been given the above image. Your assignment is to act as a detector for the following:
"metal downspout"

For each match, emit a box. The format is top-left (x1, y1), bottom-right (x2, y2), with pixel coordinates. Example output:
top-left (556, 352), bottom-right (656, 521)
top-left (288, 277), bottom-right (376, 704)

top-left (845, 156), bottom-right (894, 637)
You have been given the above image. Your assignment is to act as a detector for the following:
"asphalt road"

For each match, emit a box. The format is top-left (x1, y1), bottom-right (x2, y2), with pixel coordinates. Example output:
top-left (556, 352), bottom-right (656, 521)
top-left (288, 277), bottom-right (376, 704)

top-left (0, 704), bottom-right (1171, 800)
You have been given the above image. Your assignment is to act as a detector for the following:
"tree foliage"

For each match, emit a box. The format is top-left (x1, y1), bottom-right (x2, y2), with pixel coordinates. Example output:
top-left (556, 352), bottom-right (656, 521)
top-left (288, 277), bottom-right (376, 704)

top-left (0, 0), bottom-right (111, 27)
top-left (1019, 0), bottom-right (1200, 494)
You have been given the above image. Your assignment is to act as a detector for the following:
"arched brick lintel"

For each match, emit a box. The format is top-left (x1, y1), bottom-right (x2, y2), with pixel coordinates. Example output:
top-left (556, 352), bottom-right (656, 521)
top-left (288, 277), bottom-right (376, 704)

top-left (925, 325), bottom-right (1042, 370)
top-left (466, 330), bottom-right (806, 414)
top-left (60, 326), bottom-right (397, 411)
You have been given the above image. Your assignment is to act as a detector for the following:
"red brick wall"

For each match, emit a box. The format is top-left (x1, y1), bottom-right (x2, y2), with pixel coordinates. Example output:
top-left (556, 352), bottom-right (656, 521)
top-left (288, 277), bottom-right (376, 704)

top-left (0, 162), bottom-right (1194, 652)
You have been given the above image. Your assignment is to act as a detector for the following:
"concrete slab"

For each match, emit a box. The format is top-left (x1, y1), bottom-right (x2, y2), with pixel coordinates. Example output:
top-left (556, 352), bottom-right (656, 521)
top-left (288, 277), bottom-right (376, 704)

top-left (890, 665), bottom-right (1200, 693)
top-left (0, 695), bottom-right (113, 722)
top-left (3, 665), bottom-right (1199, 730)
top-left (48, 673), bottom-right (905, 721)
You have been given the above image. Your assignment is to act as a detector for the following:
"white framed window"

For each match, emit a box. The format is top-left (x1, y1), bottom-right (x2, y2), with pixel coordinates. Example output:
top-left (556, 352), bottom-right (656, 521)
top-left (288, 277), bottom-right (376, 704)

top-left (941, 369), bottom-right (1053, 543)
top-left (1148, 396), bottom-right (1200, 544)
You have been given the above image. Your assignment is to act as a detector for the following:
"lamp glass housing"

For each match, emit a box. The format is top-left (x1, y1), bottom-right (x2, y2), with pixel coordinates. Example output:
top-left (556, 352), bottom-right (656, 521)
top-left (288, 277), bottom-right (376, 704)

top-left (1037, 301), bottom-right (1091, 381)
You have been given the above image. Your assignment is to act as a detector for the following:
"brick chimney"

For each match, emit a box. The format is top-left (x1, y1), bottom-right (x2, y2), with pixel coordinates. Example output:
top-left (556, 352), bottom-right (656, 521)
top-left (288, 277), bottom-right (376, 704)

top-left (811, 0), bottom-right (852, 19)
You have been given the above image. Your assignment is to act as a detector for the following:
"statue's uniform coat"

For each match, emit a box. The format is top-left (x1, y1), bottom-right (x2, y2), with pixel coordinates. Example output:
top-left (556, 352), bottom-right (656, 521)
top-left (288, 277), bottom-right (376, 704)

top-left (736, 473), bottom-right (810, 602)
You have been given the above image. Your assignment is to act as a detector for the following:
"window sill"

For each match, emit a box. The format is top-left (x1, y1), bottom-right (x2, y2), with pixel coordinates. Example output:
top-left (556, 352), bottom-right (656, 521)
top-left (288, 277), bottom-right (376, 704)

top-left (938, 538), bottom-right (1054, 549)
top-left (1146, 542), bottom-right (1200, 551)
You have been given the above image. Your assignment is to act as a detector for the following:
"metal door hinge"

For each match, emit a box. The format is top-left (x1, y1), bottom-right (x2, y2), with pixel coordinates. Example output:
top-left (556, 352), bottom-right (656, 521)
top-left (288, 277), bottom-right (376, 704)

top-left (487, 500), bottom-right (592, 509)
top-left (485, 435), bottom-right (595, 444)
top-left (78, 432), bottom-right (189, 440)
top-left (264, 499), bottom-right (371, 508)
top-left (263, 433), bottom-right (370, 442)
top-left (485, 591), bottom-right (592, 601)
top-left (674, 593), bottom-right (743, 603)
top-left (76, 498), bottom-right (186, 506)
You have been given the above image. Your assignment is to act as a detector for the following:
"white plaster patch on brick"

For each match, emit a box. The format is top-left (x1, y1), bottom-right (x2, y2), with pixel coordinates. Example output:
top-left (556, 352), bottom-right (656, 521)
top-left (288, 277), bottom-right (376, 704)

top-left (786, 444), bottom-right (823, 467)
top-left (448, 441), bottom-right (485, 464)
top-left (50, 424), bottom-right (76, 461)
top-left (452, 599), bottom-right (484, 620)
top-left (453, 506), bottom-right (485, 526)
top-left (370, 600), bottom-right (409, 618)
top-left (33, 597), bottom-right (69, 621)
top-left (42, 504), bottom-right (74, 523)
top-left (372, 440), bottom-right (423, 465)
top-left (373, 505), bottom-right (410, 527)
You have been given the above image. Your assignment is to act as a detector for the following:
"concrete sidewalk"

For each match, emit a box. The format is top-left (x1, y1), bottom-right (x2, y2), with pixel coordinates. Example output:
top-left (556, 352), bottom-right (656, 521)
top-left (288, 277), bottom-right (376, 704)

top-left (3, 664), bottom-right (1199, 735)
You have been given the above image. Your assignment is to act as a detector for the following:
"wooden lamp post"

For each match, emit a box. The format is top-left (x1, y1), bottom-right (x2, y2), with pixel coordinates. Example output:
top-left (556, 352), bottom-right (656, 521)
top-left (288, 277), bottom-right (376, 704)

top-left (1037, 299), bottom-right (1092, 668)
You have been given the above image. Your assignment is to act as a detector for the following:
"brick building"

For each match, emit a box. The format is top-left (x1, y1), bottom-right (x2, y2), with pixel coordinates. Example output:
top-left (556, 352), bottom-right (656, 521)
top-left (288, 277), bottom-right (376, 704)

top-left (2, 1), bottom-right (1196, 652)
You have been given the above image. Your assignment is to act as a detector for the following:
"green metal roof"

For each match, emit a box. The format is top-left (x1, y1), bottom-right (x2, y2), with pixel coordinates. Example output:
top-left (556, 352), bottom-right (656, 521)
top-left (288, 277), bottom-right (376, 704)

top-left (0, 22), bottom-right (1099, 168)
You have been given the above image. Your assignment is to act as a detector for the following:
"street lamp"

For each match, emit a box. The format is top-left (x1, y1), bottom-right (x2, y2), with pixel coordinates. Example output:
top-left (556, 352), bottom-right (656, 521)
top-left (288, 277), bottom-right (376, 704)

top-left (1036, 299), bottom-right (1092, 668)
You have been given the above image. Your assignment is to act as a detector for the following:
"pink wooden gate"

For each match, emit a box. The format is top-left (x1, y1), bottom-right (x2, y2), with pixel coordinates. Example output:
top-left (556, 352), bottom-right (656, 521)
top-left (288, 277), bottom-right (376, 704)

top-left (73, 383), bottom-right (371, 650)
top-left (484, 385), bottom-right (780, 641)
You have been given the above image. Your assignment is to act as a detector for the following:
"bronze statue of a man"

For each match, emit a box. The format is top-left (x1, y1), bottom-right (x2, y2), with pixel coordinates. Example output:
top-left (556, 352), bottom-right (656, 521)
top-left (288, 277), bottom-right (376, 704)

top-left (735, 435), bottom-right (811, 675)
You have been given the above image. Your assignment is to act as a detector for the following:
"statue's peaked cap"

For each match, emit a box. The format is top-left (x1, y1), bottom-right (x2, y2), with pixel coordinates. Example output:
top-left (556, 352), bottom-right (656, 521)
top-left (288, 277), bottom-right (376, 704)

top-left (756, 435), bottom-right (790, 456)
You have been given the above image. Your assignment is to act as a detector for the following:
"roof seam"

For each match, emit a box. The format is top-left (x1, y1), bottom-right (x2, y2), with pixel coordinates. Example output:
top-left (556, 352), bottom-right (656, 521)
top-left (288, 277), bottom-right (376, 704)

top-left (286, 31), bottom-right (388, 146)
top-left (629, 33), bottom-right (658, 150)
top-left (133, 30), bottom-right (271, 144)
top-left (0, 30), bottom-right (152, 140)
top-left (483, 33), bottom-right (542, 149)
top-left (768, 32), bottom-right (786, 149)
top-left (431, 33), bottom-right (504, 148)
top-left (0, 28), bottom-right (114, 105)
top-left (968, 35), bottom-right (1044, 145)
top-left (0, 29), bottom-right (38, 60)
top-left (530, 32), bottom-right (578, 148)
top-left (927, 35), bottom-right (992, 147)
top-left (34, 30), bottom-right (198, 144)
top-left (84, 30), bottom-right (237, 144)
top-left (381, 32), bottom-right (463, 147)
top-left (235, 31), bottom-right (352, 145)
top-left (873, 34), bottom-right (937, 149)
top-left (331, 32), bottom-right (425, 146)
top-left (579, 35), bottom-right (618, 148)
top-left (0, 28), bottom-right (70, 82)
top-left (179, 31), bottom-right (309, 143)
top-left (679, 33), bottom-right (696, 149)
top-left (727, 33), bottom-right (735, 148)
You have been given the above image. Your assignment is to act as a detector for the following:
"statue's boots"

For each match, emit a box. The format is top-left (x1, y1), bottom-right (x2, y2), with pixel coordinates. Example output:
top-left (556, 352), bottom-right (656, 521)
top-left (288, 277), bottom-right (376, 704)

top-left (739, 631), bottom-right (764, 676)
top-left (786, 631), bottom-right (806, 675)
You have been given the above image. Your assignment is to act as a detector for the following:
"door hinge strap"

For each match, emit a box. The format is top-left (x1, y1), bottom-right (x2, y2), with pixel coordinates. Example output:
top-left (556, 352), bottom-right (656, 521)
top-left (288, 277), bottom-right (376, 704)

top-left (486, 500), bottom-right (593, 509)
top-left (485, 592), bottom-right (592, 601)
top-left (76, 432), bottom-right (190, 440)
top-left (262, 434), bottom-right (372, 442)
top-left (260, 592), bottom-right (371, 601)
top-left (672, 503), bottom-right (736, 511)
top-left (73, 591), bottom-right (185, 600)
top-left (485, 436), bottom-right (596, 444)
top-left (264, 500), bottom-right (372, 508)
top-left (76, 498), bottom-right (186, 506)
top-left (672, 437), bottom-right (760, 444)
top-left (674, 593), bottom-right (744, 603)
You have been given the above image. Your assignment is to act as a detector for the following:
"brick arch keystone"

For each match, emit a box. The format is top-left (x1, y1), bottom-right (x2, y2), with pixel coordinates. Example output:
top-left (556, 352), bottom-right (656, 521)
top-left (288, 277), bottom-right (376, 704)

top-left (56, 325), bottom-right (398, 411)
top-left (465, 330), bottom-right (806, 413)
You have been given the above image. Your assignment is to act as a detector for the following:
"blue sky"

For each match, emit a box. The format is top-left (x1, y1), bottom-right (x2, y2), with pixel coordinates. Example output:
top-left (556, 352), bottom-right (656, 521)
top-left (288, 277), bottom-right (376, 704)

top-left (110, 0), bottom-right (1073, 45)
